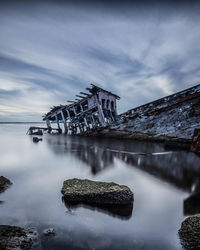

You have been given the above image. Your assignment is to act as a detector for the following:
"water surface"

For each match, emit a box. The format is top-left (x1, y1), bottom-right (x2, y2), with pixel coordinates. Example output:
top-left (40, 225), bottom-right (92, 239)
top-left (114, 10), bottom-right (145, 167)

top-left (0, 123), bottom-right (200, 250)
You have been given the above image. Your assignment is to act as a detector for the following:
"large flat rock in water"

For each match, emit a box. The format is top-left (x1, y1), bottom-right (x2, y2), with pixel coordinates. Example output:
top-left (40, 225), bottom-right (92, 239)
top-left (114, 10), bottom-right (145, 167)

top-left (179, 214), bottom-right (200, 249)
top-left (61, 178), bottom-right (133, 205)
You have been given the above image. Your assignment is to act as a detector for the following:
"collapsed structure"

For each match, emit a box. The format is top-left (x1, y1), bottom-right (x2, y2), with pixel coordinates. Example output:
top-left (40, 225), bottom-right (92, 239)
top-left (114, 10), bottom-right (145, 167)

top-left (42, 83), bottom-right (200, 142)
top-left (43, 84), bottom-right (120, 134)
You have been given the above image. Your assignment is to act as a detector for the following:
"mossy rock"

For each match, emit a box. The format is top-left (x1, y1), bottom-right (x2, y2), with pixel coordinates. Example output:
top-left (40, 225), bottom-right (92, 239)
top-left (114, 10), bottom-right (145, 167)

top-left (61, 178), bottom-right (133, 205)
top-left (179, 214), bottom-right (200, 249)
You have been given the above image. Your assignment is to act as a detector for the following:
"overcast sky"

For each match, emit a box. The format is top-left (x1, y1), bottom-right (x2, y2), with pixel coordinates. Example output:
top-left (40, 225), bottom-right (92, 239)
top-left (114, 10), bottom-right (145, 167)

top-left (0, 0), bottom-right (200, 121)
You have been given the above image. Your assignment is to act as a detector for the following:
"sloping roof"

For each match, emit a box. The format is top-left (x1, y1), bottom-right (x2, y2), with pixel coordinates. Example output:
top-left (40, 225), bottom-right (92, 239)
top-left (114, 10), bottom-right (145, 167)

top-left (43, 84), bottom-right (120, 120)
top-left (88, 84), bottom-right (120, 99)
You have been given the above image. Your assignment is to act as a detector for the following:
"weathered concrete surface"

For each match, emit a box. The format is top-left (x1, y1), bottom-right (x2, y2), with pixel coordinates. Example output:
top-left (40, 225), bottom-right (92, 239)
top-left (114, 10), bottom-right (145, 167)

top-left (61, 178), bottom-right (133, 205)
top-left (179, 214), bottom-right (200, 249)
top-left (0, 176), bottom-right (12, 193)
top-left (90, 84), bottom-right (200, 142)
top-left (191, 129), bottom-right (200, 156)
top-left (0, 225), bottom-right (39, 250)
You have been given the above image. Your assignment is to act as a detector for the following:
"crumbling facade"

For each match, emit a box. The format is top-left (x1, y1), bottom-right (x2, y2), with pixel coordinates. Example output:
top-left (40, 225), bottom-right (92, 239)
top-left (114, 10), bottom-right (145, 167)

top-left (43, 84), bottom-right (120, 134)
top-left (108, 83), bottom-right (200, 141)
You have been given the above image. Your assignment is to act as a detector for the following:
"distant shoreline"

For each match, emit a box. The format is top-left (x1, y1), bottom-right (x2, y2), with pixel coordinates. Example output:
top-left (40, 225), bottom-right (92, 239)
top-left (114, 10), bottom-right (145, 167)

top-left (0, 122), bottom-right (44, 124)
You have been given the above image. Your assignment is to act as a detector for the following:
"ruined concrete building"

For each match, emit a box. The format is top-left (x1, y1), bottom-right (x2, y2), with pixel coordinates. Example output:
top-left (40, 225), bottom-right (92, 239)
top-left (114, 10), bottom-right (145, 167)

top-left (43, 84), bottom-right (120, 134)
top-left (43, 83), bottom-right (200, 142)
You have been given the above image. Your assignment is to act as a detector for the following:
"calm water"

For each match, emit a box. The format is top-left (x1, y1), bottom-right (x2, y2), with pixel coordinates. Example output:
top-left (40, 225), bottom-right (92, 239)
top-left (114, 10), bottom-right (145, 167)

top-left (0, 123), bottom-right (200, 250)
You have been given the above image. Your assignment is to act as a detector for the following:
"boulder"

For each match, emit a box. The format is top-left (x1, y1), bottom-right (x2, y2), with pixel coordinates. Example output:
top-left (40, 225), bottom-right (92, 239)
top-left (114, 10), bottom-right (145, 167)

top-left (0, 225), bottom-right (39, 250)
top-left (0, 176), bottom-right (12, 193)
top-left (61, 178), bottom-right (133, 205)
top-left (179, 214), bottom-right (200, 249)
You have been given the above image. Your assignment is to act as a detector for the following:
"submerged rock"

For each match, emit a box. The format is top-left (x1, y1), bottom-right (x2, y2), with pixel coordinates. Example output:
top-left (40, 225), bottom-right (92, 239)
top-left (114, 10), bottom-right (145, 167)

top-left (179, 214), bottom-right (200, 249)
top-left (0, 225), bottom-right (39, 250)
top-left (0, 176), bottom-right (12, 193)
top-left (61, 178), bottom-right (133, 205)
top-left (43, 228), bottom-right (55, 236)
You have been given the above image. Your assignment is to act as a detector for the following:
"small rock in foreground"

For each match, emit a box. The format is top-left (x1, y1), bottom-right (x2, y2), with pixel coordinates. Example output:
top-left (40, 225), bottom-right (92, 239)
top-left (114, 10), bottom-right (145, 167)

top-left (179, 214), bottom-right (200, 249)
top-left (43, 228), bottom-right (55, 236)
top-left (61, 178), bottom-right (133, 205)
top-left (0, 225), bottom-right (39, 250)
top-left (0, 176), bottom-right (12, 193)
top-left (33, 137), bottom-right (42, 143)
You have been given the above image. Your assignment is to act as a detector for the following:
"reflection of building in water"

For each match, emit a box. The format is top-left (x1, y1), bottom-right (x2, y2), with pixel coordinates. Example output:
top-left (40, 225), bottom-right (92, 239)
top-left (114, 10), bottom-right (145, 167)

top-left (46, 135), bottom-right (115, 175)
top-left (46, 135), bottom-right (200, 215)
top-left (46, 135), bottom-right (200, 192)
top-left (119, 152), bottom-right (200, 193)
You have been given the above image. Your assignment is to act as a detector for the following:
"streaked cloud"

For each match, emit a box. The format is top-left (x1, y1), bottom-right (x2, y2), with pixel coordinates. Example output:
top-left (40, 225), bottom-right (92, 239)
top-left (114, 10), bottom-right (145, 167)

top-left (0, 0), bottom-right (200, 121)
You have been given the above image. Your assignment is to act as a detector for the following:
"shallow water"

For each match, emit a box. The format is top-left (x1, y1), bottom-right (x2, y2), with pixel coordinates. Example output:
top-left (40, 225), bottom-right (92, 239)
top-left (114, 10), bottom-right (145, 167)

top-left (0, 123), bottom-right (200, 250)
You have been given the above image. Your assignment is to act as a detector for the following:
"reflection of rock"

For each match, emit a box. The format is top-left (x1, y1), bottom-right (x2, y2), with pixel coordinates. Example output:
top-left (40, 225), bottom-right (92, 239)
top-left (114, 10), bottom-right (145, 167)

top-left (191, 129), bottom-right (200, 156)
top-left (184, 192), bottom-right (200, 215)
top-left (0, 225), bottom-right (39, 250)
top-left (63, 198), bottom-right (133, 220)
top-left (0, 176), bottom-right (12, 193)
top-left (61, 179), bottom-right (133, 205)
top-left (179, 214), bottom-right (200, 249)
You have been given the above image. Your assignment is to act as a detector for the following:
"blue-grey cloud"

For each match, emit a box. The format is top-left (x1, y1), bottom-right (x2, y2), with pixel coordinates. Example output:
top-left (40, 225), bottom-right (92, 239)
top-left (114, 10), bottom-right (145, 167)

top-left (0, 53), bottom-right (50, 74)
top-left (0, 0), bottom-right (200, 121)
top-left (0, 89), bottom-right (20, 99)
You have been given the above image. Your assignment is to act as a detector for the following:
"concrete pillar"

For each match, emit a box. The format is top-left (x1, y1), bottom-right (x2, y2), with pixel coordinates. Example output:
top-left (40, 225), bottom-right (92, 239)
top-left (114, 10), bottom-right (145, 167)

top-left (46, 119), bottom-right (52, 133)
top-left (94, 94), bottom-right (105, 126)
top-left (61, 110), bottom-right (68, 134)
top-left (55, 115), bottom-right (62, 133)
